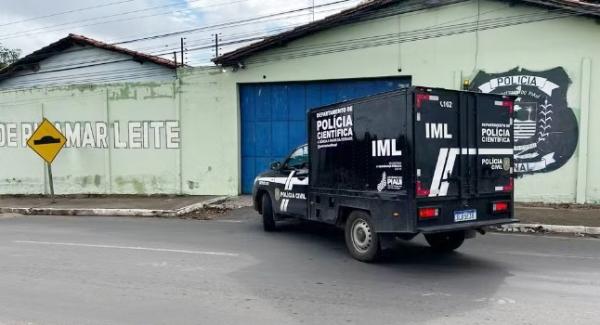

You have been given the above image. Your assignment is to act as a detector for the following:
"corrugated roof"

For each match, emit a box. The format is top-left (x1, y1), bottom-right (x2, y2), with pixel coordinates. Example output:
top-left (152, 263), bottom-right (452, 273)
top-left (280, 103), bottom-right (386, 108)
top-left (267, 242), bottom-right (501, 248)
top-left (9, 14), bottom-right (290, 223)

top-left (213, 0), bottom-right (600, 66)
top-left (0, 33), bottom-right (177, 79)
top-left (69, 34), bottom-right (178, 68)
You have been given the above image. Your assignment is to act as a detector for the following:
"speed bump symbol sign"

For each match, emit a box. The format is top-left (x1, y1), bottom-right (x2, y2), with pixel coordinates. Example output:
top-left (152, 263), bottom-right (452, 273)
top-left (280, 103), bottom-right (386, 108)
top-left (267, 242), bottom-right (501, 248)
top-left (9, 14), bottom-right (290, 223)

top-left (27, 118), bottom-right (67, 164)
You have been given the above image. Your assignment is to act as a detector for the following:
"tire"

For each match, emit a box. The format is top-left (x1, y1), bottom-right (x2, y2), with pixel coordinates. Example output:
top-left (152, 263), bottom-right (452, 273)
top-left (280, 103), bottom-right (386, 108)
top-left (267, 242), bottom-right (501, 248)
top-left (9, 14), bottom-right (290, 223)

top-left (261, 193), bottom-right (276, 232)
top-left (424, 231), bottom-right (465, 252)
top-left (344, 211), bottom-right (381, 262)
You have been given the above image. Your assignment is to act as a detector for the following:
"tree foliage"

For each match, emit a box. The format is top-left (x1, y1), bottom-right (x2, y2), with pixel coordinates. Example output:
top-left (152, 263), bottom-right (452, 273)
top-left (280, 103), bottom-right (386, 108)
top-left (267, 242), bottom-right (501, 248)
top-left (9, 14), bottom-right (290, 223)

top-left (0, 44), bottom-right (21, 69)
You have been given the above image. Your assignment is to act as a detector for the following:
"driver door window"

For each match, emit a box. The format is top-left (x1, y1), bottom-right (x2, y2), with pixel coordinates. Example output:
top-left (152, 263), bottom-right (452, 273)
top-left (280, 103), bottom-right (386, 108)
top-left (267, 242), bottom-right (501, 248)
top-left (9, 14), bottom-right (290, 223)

top-left (284, 145), bottom-right (308, 170)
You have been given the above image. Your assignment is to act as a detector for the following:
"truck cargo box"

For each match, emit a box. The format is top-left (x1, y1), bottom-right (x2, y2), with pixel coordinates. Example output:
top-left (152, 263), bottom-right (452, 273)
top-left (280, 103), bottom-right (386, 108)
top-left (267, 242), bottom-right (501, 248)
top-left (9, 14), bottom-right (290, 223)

top-left (308, 87), bottom-right (516, 233)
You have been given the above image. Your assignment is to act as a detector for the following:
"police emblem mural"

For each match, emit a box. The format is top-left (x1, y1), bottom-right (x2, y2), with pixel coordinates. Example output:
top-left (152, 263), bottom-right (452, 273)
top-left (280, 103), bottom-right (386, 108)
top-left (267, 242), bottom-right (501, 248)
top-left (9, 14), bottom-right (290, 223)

top-left (470, 67), bottom-right (578, 175)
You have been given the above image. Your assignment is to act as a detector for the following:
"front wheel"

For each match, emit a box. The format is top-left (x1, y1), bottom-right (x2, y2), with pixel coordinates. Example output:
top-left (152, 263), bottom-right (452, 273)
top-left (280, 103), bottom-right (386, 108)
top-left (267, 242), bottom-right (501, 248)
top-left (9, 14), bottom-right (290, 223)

top-left (261, 194), bottom-right (276, 232)
top-left (344, 211), bottom-right (381, 262)
top-left (424, 231), bottom-right (465, 252)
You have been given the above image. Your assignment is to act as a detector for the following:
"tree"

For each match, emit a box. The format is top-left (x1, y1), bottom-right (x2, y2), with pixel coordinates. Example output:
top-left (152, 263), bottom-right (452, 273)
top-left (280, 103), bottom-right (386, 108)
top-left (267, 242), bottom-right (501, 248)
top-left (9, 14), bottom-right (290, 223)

top-left (0, 44), bottom-right (20, 69)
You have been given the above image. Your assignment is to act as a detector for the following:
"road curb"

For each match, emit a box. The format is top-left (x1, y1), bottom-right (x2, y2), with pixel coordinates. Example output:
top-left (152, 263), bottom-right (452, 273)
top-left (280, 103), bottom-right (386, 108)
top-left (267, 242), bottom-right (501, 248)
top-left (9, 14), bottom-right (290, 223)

top-left (490, 223), bottom-right (600, 236)
top-left (0, 196), bottom-right (230, 217)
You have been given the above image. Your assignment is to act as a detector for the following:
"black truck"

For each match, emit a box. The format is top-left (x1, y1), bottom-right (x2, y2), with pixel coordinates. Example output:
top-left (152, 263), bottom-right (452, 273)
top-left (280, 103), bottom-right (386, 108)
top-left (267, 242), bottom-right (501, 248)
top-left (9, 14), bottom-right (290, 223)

top-left (252, 86), bottom-right (517, 262)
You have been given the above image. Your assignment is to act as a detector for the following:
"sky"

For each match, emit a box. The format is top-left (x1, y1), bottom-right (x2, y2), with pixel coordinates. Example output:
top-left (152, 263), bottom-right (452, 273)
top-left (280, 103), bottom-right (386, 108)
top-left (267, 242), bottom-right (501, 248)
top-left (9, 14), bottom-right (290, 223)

top-left (0, 0), bottom-right (363, 66)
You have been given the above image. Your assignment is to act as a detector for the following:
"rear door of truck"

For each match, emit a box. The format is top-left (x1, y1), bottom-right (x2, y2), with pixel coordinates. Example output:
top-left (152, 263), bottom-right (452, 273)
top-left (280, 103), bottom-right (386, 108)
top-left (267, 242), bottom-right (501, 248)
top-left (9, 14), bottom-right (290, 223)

top-left (413, 87), bottom-right (515, 231)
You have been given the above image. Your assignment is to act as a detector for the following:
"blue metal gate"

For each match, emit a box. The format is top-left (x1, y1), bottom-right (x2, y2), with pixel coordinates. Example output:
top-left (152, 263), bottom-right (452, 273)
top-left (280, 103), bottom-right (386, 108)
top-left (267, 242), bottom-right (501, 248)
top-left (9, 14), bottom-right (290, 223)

top-left (240, 77), bottom-right (411, 193)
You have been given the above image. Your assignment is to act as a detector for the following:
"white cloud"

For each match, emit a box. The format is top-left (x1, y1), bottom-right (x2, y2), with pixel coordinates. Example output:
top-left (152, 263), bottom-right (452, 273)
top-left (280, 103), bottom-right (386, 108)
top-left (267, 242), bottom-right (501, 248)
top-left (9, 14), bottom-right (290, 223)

top-left (0, 0), bottom-right (362, 66)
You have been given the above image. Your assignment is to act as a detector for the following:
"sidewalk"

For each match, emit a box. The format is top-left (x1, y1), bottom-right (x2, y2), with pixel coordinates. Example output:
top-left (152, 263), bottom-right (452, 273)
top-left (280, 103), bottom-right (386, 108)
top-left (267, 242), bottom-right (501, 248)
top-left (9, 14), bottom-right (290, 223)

top-left (494, 204), bottom-right (600, 237)
top-left (0, 195), bottom-right (598, 236)
top-left (516, 205), bottom-right (600, 227)
top-left (0, 195), bottom-right (228, 217)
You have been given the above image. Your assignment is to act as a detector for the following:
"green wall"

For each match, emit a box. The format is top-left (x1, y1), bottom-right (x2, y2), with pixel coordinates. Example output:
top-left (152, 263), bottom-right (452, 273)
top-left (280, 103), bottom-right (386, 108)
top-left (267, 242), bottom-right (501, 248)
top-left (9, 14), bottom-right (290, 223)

top-left (0, 72), bottom-right (239, 196)
top-left (0, 0), bottom-right (598, 203)
top-left (197, 0), bottom-right (599, 203)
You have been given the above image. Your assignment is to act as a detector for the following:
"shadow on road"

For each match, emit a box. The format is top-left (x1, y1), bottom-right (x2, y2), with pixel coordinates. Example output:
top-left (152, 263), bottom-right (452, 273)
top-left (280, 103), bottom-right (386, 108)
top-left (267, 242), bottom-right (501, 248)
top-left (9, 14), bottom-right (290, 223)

top-left (231, 217), bottom-right (512, 323)
top-left (276, 218), bottom-right (505, 267)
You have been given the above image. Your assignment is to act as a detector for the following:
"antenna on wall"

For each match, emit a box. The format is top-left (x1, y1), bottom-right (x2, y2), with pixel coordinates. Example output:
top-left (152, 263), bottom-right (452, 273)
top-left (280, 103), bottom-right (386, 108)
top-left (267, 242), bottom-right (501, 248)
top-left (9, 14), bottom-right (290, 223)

top-left (212, 33), bottom-right (222, 59)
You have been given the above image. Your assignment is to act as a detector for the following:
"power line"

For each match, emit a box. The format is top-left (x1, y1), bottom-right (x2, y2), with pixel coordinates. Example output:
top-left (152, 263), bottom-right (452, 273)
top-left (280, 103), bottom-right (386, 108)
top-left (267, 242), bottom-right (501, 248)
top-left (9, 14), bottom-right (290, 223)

top-left (2, 1), bottom-right (350, 69)
top-left (243, 2), bottom-right (495, 58)
top-left (7, 5), bottom-right (340, 75)
top-left (2, 28), bottom-right (296, 81)
top-left (244, 9), bottom-right (581, 65)
top-left (3, 8), bottom-right (580, 88)
top-left (0, 0), bottom-right (138, 28)
top-left (2, 2), bottom-right (591, 89)
top-left (2, 8), bottom-right (332, 76)
top-left (132, 19), bottom-right (311, 53)
top-left (2, 6), bottom-right (576, 76)
top-left (114, 0), bottom-right (353, 45)
top-left (104, 0), bottom-right (357, 46)
top-left (134, 12), bottom-right (331, 56)
top-left (207, 1), bottom-right (547, 63)
top-left (0, 0), bottom-right (248, 41)
top-left (0, 0), bottom-right (198, 38)
top-left (0, 3), bottom-right (361, 89)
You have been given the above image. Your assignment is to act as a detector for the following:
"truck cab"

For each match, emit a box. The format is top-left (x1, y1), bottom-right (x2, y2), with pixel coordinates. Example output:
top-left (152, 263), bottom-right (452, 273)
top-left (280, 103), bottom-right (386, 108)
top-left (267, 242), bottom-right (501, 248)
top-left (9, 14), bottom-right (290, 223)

top-left (253, 87), bottom-right (517, 262)
top-left (253, 144), bottom-right (309, 222)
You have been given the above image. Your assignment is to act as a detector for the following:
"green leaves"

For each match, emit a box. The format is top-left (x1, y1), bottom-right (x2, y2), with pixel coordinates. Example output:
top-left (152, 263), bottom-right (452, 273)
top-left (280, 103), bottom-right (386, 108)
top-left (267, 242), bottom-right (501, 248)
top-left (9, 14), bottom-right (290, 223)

top-left (0, 44), bottom-right (20, 69)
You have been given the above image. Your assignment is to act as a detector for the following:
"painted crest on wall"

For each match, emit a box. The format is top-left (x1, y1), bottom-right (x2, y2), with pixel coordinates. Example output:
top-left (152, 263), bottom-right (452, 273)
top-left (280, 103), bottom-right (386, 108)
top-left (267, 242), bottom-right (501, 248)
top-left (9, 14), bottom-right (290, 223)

top-left (470, 67), bottom-right (578, 175)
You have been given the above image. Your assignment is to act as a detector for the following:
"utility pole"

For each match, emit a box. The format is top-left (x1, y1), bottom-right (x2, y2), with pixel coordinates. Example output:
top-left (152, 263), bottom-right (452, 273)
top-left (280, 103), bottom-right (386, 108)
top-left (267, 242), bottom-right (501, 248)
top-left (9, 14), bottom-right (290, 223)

top-left (312, 0), bottom-right (315, 22)
top-left (180, 37), bottom-right (186, 67)
top-left (173, 51), bottom-right (178, 67)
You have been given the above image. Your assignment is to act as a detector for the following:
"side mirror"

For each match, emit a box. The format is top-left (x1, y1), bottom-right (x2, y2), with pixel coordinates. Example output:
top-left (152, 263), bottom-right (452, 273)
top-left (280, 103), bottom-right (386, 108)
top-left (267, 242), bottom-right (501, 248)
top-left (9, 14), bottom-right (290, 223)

top-left (270, 161), bottom-right (281, 170)
top-left (296, 168), bottom-right (309, 176)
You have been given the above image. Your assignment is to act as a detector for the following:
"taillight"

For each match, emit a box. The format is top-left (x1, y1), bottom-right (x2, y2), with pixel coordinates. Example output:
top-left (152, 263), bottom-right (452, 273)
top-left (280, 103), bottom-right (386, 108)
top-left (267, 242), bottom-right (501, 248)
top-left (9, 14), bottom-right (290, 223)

top-left (415, 92), bottom-right (440, 109)
top-left (492, 201), bottom-right (509, 213)
top-left (418, 207), bottom-right (439, 219)
top-left (503, 178), bottom-right (514, 192)
top-left (416, 181), bottom-right (430, 197)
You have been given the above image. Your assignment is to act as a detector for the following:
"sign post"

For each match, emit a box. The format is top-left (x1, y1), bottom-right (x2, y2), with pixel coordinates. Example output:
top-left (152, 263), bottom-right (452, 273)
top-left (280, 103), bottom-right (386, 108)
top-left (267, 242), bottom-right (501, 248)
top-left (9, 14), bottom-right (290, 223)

top-left (46, 162), bottom-right (55, 203)
top-left (26, 118), bottom-right (67, 203)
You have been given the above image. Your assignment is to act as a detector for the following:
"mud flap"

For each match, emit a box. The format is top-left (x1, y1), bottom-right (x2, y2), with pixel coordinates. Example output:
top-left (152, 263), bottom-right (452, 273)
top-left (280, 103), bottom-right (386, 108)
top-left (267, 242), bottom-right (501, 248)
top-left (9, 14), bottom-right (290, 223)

top-left (378, 233), bottom-right (399, 250)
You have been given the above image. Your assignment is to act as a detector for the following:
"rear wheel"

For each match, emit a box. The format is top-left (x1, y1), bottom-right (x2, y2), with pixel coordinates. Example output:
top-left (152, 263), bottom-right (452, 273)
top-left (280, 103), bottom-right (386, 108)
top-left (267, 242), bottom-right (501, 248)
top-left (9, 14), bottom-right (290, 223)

top-left (344, 211), bottom-right (381, 262)
top-left (425, 231), bottom-right (465, 252)
top-left (261, 194), bottom-right (276, 232)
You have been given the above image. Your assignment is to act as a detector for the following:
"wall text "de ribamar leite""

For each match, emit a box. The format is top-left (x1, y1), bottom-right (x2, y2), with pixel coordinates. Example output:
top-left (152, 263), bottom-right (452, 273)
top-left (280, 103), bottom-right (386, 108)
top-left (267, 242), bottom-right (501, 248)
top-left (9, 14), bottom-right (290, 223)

top-left (0, 121), bottom-right (180, 149)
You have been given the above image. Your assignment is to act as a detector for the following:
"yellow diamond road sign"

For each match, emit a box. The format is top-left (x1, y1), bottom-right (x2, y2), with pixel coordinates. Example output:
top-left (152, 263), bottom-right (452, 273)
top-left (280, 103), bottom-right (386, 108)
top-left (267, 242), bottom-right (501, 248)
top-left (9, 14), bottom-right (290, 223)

top-left (27, 118), bottom-right (67, 164)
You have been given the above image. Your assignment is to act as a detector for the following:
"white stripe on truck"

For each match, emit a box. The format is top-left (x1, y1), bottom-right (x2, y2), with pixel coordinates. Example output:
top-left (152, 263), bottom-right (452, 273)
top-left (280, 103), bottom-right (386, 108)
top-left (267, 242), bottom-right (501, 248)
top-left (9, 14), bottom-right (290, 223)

top-left (458, 148), bottom-right (513, 155)
top-left (429, 148), bottom-right (448, 197)
top-left (478, 148), bottom-right (514, 155)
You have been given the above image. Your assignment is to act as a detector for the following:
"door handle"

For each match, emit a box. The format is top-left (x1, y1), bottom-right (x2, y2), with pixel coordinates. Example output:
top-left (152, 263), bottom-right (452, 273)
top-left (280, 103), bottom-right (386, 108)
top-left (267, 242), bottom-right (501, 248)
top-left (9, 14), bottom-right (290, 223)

top-left (445, 171), bottom-right (460, 182)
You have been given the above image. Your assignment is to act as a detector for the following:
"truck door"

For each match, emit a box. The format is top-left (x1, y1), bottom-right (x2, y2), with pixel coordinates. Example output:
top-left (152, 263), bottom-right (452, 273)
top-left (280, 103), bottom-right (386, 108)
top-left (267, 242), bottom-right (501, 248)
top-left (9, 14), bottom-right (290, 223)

top-left (413, 89), bottom-right (461, 198)
top-left (276, 145), bottom-right (309, 217)
top-left (467, 93), bottom-right (514, 196)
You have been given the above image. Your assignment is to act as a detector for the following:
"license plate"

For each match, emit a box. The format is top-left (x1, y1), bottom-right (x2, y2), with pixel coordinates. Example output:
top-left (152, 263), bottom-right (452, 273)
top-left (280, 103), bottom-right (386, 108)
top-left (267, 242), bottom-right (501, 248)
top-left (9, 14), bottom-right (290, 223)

top-left (454, 209), bottom-right (477, 222)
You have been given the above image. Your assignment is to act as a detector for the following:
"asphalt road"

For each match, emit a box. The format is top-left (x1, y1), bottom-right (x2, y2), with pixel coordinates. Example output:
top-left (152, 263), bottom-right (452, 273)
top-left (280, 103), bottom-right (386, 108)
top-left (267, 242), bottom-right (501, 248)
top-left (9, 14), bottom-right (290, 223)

top-left (0, 209), bottom-right (599, 325)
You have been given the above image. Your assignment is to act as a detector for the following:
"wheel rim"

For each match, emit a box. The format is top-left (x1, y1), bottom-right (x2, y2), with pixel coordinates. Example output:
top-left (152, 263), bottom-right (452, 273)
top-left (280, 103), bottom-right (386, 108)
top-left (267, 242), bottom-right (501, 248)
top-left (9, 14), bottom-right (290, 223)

top-left (351, 218), bottom-right (372, 253)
